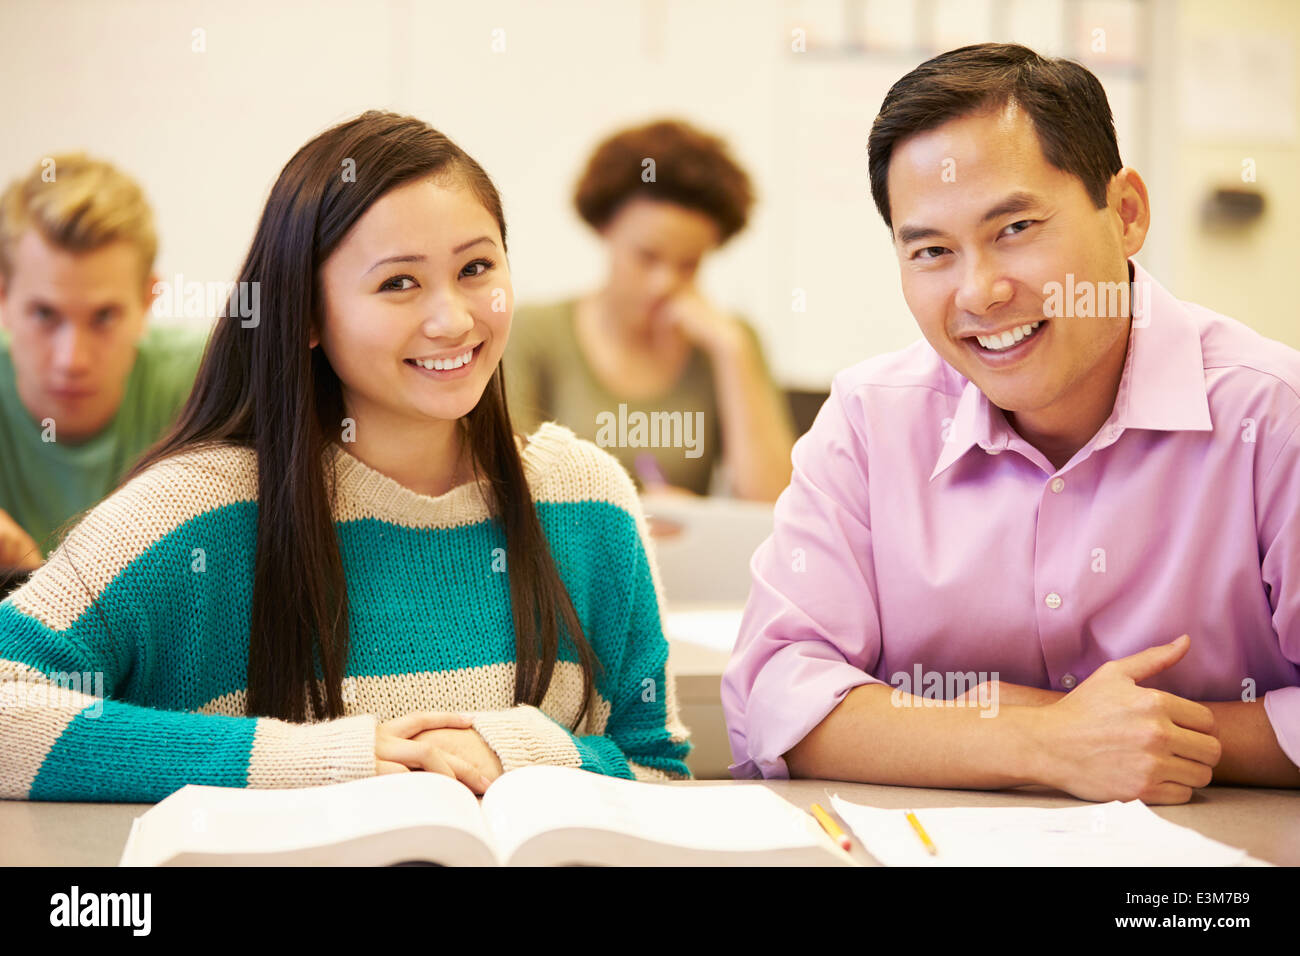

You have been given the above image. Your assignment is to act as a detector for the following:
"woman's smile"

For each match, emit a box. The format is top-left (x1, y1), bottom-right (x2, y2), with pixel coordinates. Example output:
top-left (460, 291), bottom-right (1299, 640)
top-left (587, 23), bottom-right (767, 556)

top-left (403, 342), bottom-right (484, 380)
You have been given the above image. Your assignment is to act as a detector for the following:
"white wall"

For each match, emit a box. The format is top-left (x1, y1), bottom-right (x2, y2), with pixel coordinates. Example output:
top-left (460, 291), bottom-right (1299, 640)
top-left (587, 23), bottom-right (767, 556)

top-left (1150, 0), bottom-right (1300, 349)
top-left (1, 0), bottom-right (1293, 389)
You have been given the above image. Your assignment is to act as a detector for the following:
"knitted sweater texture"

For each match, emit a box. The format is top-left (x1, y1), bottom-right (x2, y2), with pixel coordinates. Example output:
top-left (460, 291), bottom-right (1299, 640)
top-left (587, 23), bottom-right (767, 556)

top-left (0, 422), bottom-right (692, 801)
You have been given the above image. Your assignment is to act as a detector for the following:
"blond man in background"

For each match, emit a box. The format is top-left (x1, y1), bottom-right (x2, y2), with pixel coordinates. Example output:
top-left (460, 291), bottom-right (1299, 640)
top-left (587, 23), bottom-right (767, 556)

top-left (0, 154), bottom-right (207, 576)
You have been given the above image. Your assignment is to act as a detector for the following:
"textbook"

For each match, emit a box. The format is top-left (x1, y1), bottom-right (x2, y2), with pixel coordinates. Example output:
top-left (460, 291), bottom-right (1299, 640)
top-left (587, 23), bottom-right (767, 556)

top-left (119, 765), bottom-right (855, 866)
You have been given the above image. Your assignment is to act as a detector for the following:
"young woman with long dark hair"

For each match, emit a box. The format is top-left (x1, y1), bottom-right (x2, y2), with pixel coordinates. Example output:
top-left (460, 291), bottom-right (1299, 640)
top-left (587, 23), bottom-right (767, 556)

top-left (0, 111), bottom-right (691, 801)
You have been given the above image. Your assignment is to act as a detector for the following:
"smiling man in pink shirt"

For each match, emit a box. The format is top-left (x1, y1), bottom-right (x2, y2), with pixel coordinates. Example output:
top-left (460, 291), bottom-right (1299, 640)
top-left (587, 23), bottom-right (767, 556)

top-left (722, 43), bottom-right (1300, 803)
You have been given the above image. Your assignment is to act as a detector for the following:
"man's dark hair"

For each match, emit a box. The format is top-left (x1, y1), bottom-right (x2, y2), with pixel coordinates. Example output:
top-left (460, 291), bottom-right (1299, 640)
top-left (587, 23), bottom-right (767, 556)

top-left (867, 43), bottom-right (1123, 230)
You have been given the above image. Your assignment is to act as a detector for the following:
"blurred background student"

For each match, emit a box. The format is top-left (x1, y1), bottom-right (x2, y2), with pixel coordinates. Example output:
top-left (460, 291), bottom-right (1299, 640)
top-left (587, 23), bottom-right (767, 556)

top-left (0, 154), bottom-right (207, 578)
top-left (504, 120), bottom-right (796, 502)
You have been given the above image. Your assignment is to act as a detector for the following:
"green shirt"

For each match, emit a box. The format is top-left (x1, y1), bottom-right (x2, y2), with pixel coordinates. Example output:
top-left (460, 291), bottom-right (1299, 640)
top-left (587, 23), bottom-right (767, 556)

top-left (504, 299), bottom-right (790, 495)
top-left (0, 324), bottom-right (208, 557)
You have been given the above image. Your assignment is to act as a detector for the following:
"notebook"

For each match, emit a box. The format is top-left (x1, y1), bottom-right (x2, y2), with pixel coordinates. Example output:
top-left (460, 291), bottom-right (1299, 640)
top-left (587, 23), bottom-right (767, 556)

top-left (118, 765), bottom-right (855, 866)
top-left (829, 794), bottom-right (1251, 866)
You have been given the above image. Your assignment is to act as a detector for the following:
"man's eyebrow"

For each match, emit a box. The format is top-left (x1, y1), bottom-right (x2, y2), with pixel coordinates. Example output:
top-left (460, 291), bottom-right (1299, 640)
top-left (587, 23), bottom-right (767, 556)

top-left (895, 191), bottom-right (1044, 245)
top-left (30, 298), bottom-right (126, 315)
top-left (977, 191), bottom-right (1042, 226)
top-left (28, 298), bottom-right (62, 314)
top-left (363, 236), bottom-right (496, 276)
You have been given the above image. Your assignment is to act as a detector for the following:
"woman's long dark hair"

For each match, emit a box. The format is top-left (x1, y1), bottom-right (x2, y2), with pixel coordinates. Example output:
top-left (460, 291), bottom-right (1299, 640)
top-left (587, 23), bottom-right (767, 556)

top-left (121, 111), bottom-right (599, 727)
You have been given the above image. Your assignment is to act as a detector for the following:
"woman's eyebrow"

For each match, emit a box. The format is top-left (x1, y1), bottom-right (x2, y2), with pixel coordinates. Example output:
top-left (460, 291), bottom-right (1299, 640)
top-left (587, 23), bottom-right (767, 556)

top-left (363, 237), bottom-right (496, 276)
top-left (365, 253), bottom-right (425, 276)
top-left (453, 235), bottom-right (495, 254)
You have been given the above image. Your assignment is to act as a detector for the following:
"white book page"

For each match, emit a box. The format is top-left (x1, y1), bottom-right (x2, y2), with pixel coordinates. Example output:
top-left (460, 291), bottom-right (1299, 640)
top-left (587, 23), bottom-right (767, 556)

top-left (830, 796), bottom-right (1248, 867)
top-left (481, 765), bottom-right (821, 862)
top-left (130, 772), bottom-right (492, 864)
top-left (664, 608), bottom-right (745, 653)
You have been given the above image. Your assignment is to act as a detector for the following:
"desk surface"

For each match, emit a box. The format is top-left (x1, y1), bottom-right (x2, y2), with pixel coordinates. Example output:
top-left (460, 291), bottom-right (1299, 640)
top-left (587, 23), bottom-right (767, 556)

top-left (2, 778), bottom-right (1293, 866)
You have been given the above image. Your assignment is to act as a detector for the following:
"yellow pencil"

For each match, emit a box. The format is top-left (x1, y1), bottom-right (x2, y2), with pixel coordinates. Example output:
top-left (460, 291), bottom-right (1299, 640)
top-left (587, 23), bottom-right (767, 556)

top-left (809, 803), bottom-right (851, 851)
top-left (905, 809), bottom-right (938, 855)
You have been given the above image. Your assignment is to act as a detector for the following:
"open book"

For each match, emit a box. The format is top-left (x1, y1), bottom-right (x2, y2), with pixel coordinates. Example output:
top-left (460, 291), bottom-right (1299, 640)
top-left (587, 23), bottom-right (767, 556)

top-left (119, 765), bottom-right (855, 866)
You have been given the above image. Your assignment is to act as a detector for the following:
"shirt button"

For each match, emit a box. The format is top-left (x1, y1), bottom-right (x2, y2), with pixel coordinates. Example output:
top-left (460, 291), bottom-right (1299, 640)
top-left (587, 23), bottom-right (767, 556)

top-left (1050, 477), bottom-right (1065, 493)
top-left (1044, 592), bottom-right (1062, 609)
top-left (1061, 673), bottom-right (1077, 689)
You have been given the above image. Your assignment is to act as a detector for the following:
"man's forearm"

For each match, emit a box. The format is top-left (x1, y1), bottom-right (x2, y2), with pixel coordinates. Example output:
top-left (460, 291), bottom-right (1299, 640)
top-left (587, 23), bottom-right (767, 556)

top-left (1203, 700), bottom-right (1300, 786)
top-left (783, 683), bottom-right (1050, 789)
top-left (786, 681), bottom-right (1300, 791)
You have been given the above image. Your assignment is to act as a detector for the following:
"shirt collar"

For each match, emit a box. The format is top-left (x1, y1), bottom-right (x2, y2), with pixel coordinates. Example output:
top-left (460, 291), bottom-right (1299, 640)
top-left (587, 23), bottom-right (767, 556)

top-left (930, 259), bottom-right (1212, 482)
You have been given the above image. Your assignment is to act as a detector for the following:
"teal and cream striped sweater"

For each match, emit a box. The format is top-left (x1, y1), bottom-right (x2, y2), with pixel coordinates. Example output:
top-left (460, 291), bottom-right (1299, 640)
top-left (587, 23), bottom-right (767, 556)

top-left (0, 422), bottom-right (692, 801)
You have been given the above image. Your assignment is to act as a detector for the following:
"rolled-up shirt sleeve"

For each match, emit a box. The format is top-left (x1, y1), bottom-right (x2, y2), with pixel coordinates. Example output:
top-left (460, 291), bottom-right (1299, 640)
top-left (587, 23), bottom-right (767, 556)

top-left (1259, 405), bottom-right (1300, 768)
top-left (721, 371), bottom-right (885, 779)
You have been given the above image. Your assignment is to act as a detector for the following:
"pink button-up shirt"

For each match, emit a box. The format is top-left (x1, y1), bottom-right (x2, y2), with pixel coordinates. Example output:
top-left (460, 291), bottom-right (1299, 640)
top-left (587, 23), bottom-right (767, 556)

top-left (722, 261), bottom-right (1300, 779)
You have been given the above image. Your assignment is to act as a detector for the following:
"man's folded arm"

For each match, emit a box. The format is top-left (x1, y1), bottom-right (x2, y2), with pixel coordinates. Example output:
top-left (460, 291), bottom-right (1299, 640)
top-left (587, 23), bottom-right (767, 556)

top-left (722, 374), bottom-right (1047, 787)
top-left (722, 373), bottom-right (886, 779)
top-left (1244, 403), bottom-right (1300, 786)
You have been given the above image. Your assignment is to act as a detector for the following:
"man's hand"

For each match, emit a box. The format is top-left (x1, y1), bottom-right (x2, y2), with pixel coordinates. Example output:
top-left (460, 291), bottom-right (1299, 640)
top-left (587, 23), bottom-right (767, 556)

top-left (0, 508), bottom-right (42, 571)
top-left (1030, 635), bottom-right (1222, 804)
top-left (412, 726), bottom-right (505, 788)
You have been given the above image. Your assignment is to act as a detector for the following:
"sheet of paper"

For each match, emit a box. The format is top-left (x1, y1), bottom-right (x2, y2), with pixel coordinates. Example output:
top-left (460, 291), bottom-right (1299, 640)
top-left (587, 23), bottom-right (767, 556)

top-left (829, 796), bottom-right (1248, 867)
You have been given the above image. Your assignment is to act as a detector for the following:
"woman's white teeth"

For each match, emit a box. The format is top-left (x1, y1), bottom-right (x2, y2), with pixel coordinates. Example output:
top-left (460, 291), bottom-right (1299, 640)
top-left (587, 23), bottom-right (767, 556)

top-left (977, 322), bottom-right (1041, 352)
top-left (412, 348), bottom-right (474, 371)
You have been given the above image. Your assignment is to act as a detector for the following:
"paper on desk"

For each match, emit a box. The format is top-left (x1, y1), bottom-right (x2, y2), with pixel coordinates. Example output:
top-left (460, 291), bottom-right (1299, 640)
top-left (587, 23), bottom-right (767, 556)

top-left (829, 796), bottom-right (1248, 866)
top-left (118, 817), bottom-right (143, 866)
top-left (664, 608), bottom-right (744, 653)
